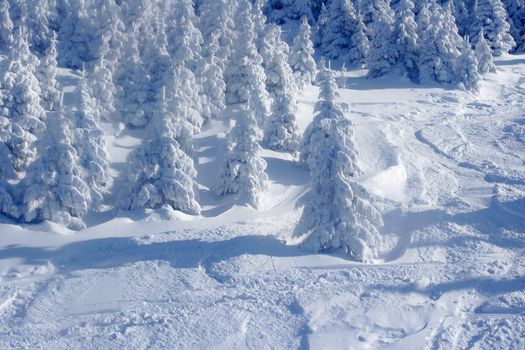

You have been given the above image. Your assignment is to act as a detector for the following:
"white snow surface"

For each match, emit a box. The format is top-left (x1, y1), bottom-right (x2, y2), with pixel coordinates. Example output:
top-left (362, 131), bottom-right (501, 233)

top-left (1, 55), bottom-right (525, 349)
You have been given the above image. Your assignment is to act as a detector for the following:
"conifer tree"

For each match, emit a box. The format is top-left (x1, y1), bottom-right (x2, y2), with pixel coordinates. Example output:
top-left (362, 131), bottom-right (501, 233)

top-left (392, 0), bottom-right (419, 80)
top-left (73, 76), bottom-right (111, 210)
top-left (225, 0), bottom-right (270, 126)
top-left (21, 104), bottom-right (91, 230)
top-left (470, 0), bottom-right (515, 55)
top-left (0, 0), bottom-right (14, 48)
top-left (0, 30), bottom-right (45, 174)
top-left (36, 32), bottom-right (60, 111)
top-left (456, 39), bottom-right (481, 91)
top-left (89, 35), bottom-right (117, 121)
top-left (321, 0), bottom-right (362, 61)
top-left (260, 24), bottom-right (295, 99)
top-left (367, 5), bottom-right (398, 77)
top-left (296, 65), bottom-right (383, 262)
top-left (503, 0), bottom-right (525, 52)
top-left (217, 106), bottom-right (268, 208)
top-left (289, 16), bottom-right (317, 89)
top-left (122, 90), bottom-right (201, 214)
top-left (475, 28), bottom-right (497, 73)
top-left (418, 1), bottom-right (462, 84)
top-left (263, 53), bottom-right (300, 154)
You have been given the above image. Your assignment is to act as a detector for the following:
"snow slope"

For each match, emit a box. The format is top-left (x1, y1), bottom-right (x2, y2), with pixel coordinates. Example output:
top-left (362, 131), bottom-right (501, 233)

top-left (1, 55), bottom-right (524, 349)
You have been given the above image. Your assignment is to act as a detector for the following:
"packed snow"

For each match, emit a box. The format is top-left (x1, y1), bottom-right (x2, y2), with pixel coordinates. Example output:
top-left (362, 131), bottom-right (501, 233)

top-left (1, 53), bottom-right (524, 349)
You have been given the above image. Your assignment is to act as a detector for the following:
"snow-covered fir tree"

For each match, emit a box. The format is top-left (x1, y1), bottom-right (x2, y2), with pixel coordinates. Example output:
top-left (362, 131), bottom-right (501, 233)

top-left (198, 0), bottom-right (237, 68)
top-left (260, 24), bottom-right (296, 100)
top-left (475, 28), bottom-right (497, 73)
top-left (392, 0), bottom-right (419, 80)
top-left (296, 64), bottom-right (383, 262)
top-left (114, 30), bottom-right (155, 127)
top-left (452, 0), bottom-right (471, 37)
top-left (417, 1), bottom-right (462, 84)
top-left (264, 0), bottom-right (315, 25)
top-left (470, 0), bottom-right (515, 55)
top-left (0, 31), bottom-right (45, 174)
top-left (164, 65), bottom-right (204, 155)
top-left (89, 35), bottom-right (117, 121)
top-left (314, 2), bottom-right (329, 48)
top-left (0, 0), bottom-right (14, 48)
top-left (289, 16), bottom-right (317, 89)
top-left (456, 39), bottom-right (481, 91)
top-left (320, 0), bottom-right (363, 61)
top-left (360, 0), bottom-right (395, 30)
top-left (217, 107), bottom-right (268, 208)
top-left (57, 1), bottom-right (96, 69)
top-left (503, 0), bottom-right (525, 52)
top-left (0, 177), bottom-right (18, 220)
top-left (263, 53), bottom-right (300, 154)
top-left (73, 75), bottom-right (111, 210)
top-left (25, 0), bottom-right (53, 55)
top-left (167, 0), bottom-right (203, 68)
top-left (121, 91), bottom-right (201, 215)
top-left (225, 0), bottom-right (270, 126)
top-left (366, 4), bottom-right (398, 78)
top-left (20, 104), bottom-right (92, 230)
top-left (348, 13), bottom-right (369, 67)
top-left (36, 31), bottom-right (60, 111)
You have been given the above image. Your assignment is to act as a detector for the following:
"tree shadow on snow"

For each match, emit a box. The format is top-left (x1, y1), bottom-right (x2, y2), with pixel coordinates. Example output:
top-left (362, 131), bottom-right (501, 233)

top-left (382, 197), bottom-right (525, 262)
top-left (0, 234), bottom-right (308, 276)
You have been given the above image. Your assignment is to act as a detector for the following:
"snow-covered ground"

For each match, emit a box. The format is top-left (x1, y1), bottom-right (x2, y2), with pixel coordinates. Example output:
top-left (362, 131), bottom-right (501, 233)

top-left (1, 55), bottom-right (524, 349)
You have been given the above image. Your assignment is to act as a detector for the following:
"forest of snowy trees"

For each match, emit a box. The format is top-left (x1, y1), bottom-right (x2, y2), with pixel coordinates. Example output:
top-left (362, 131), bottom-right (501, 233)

top-left (0, 0), bottom-right (523, 260)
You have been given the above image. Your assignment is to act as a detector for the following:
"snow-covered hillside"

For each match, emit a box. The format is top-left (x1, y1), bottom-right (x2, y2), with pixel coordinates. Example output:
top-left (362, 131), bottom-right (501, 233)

top-left (1, 54), bottom-right (524, 349)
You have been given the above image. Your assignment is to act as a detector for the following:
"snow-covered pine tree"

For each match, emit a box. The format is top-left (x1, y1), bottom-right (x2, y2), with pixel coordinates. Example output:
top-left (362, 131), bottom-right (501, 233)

top-left (25, 0), bottom-right (53, 55)
top-left (89, 35), bottom-right (117, 121)
top-left (114, 29), bottom-right (155, 127)
top-left (348, 12), bottom-right (369, 67)
top-left (366, 4), bottom-right (398, 78)
top-left (452, 0), bottom-right (471, 37)
top-left (121, 90), bottom-right (201, 215)
top-left (264, 0), bottom-right (315, 25)
top-left (225, 0), bottom-right (270, 126)
top-left (57, 1), bottom-right (97, 69)
top-left (475, 28), bottom-right (497, 73)
top-left (392, 0), bottom-right (419, 80)
top-left (73, 75), bottom-right (111, 210)
top-left (0, 0), bottom-right (13, 48)
top-left (167, 0), bottom-right (203, 69)
top-left (0, 30), bottom-right (45, 174)
top-left (470, 0), bottom-right (515, 55)
top-left (360, 0), bottom-right (395, 30)
top-left (200, 33), bottom-right (227, 119)
top-left (198, 0), bottom-right (237, 69)
top-left (289, 16), bottom-right (317, 89)
top-left (263, 52), bottom-right (300, 154)
top-left (502, 0), bottom-right (525, 52)
top-left (20, 102), bottom-right (92, 230)
top-left (313, 2), bottom-right (329, 47)
top-left (252, 0), bottom-right (268, 49)
top-left (418, 0), bottom-right (462, 84)
top-left (456, 38), bottom-right (481, 91)
top-left (295, 64), bottom-right (383, 262)
top-left (216, 106), bottom-right (268, 208)
top-left (260, 24), bottom-right (296, 100)
top-left (0, 177), bottom-right (18, 219)
top-left (164, 64), bottom-right (204, 155)
top-left (321, 0), bottom-right (362, 61)
top-left (36, 31), bottom-right (60, 111)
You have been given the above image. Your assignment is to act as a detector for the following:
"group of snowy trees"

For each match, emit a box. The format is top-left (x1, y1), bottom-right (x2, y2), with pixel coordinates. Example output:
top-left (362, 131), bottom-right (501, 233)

top-left (0, 0), bottom-right (317, 227)
top-left (0, 0), bottom-right (522, 260)
top-left (267, 0), bottom-right (522, 90)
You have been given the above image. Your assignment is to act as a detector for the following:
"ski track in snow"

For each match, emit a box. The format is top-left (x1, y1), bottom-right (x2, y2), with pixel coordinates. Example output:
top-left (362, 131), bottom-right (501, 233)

top-left (0, 55), bottom-right (525, 349)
